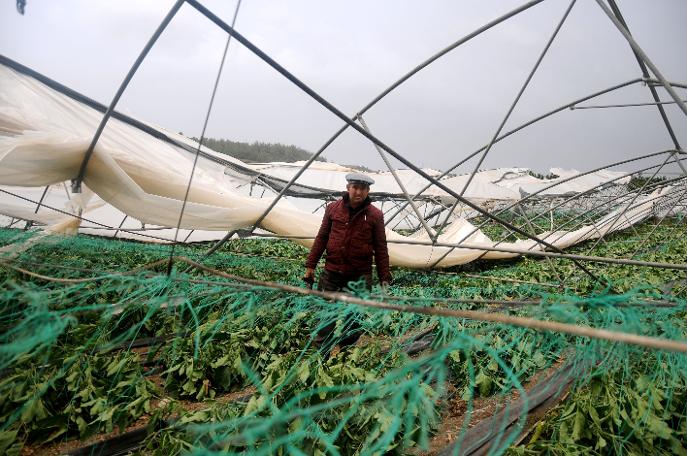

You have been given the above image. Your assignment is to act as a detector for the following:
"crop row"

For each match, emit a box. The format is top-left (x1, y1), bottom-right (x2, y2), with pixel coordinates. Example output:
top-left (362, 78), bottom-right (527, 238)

top-left (0, 219), bottom-right (686, 454)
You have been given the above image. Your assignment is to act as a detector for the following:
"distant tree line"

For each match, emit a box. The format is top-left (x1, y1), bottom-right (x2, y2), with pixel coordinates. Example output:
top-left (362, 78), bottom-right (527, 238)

top-left (627, 175), bottom-right (667, 191)
top-left (527, 170), bottom-right (560, 180)
top-left (195, 137), bottom-right (327, 163)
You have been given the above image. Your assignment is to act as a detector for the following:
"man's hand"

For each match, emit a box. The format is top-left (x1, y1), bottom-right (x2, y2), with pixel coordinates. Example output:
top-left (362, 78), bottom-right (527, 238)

top-left (303, 268), bottom-right (316, 289)
top-left (305, 268), bottom-right (315, 280)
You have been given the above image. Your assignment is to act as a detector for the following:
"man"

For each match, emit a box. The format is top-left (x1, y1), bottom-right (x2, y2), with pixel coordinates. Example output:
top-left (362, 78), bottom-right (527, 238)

top-left (305, 172), bottom-right (392, 292)
top-left (304, 172), bottom-right (392, 353)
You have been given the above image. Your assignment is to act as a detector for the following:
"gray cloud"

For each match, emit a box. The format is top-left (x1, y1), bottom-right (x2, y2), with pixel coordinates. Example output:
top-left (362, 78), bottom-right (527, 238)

top-left (1, 0), bottom-right (685, 175)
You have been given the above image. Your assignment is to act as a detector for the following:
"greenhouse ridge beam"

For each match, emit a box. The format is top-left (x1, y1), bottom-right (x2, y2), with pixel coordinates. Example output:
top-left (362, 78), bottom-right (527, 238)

top-left (649, 80), bottom-right (687, 90)
top-left (572, 99), bottom-right (687, 110)
top-left (187, 0), bottom-right (601, 284)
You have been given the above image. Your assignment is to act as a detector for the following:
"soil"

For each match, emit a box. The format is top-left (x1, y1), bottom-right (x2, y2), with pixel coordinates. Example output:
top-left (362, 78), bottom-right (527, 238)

top-left (414, 358), bottom-right (570, 455)
top-left (21, 330), bottom-right (568, 456)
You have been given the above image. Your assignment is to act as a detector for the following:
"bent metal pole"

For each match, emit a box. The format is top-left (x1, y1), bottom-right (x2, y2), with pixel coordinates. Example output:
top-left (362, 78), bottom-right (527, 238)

top-left (596, 0), bottom-right (687, 118)
top-left (72, 0), bottom-right (185, 194)
top-left (186, 0), bottom-right (603, 285)
top-left (202, 0), bottom-right (547, 257)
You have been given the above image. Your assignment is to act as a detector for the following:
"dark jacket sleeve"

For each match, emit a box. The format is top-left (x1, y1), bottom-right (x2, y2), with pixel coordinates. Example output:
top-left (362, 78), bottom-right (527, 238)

top-left (305, 204), bottom-right (332, 268)
top-left (372, 212), bottom-right (392, 283)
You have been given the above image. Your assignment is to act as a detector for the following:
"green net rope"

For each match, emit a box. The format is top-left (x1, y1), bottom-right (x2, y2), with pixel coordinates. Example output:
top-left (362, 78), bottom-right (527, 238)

top-left (1, 221), bottom-right (686, 455)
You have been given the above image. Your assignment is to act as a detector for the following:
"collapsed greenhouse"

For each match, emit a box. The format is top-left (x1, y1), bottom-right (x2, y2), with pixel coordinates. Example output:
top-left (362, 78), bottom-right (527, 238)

top-left (1, 0), bottom-right (687, 455)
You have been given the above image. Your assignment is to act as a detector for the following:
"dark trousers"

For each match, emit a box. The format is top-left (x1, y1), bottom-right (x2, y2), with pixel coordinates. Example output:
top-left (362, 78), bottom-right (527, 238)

top-left (317, 269), bottom-right (372, 292)
top-left (314, 270), bottom-right (369, 353)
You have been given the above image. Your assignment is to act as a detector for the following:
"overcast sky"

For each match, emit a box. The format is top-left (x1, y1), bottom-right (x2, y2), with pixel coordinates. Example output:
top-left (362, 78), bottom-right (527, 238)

top-left (1, 0), bottom-right (686, 175)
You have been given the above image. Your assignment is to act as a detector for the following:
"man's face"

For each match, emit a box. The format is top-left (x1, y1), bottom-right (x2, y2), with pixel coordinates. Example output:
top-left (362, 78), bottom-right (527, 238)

top-left (347, 183), bottom-right (370, 207)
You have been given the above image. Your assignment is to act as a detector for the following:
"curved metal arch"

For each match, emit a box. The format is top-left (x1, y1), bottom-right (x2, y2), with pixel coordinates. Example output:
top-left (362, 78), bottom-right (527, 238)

top-left (430, 151), bottom-right (683, 267)
top-left (202, 0), bottom-right (547, 255)
top-left (383, 78), bottom-right (645, 225)
top-left (187, 0), bottom-right (604, 284)
top-left (72, 0), bottom-right (186, 194)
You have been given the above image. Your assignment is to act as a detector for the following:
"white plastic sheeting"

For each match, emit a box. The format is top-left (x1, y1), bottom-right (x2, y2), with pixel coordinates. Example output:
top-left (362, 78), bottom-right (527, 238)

top-left (241, 162), bottom-right (632, 202)
top-left (493, 167), bottom-right (631, 197)
top-left (0, 62), bottom-right (663, 268)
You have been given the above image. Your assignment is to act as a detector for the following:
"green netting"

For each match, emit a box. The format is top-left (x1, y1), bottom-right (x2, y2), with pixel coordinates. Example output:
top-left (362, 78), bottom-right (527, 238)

top-left (1, 221), bottom-right (686, 455)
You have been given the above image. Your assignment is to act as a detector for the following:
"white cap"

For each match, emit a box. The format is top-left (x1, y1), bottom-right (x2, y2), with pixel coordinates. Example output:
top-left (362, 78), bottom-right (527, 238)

top-left (345, 172), bottom-right (375, 186)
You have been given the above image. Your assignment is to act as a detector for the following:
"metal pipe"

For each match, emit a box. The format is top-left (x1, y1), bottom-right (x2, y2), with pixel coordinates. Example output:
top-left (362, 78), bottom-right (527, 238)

top-left (596, 0), bottom-right (687, 118)
top-left (428, 150), bottom-right (674, 267)
top-left (167, 0), bottom-right (242, 274)
top-left (571, 99), bottom-right (687, 110)
top-left (384, 78), bottom-right (644, 224)
top-left (529, 168), bottom-right (685, 243)
top-left (392, 238), bottom-right (687, 271)
top-left (0, 188), bottom-right (174, 243)
top-left (606, 0), bottom-right (682, 150)
top-left (541, 181), bottom-right (687, 252)
top-left (201, 0), bottom-right (546, 257)
top-left (444, 0), bottom-right (577, 231)
top-left (525, 174), bottom-right (687, 250)
top-left (62, 182), bottom-right (71, 200)
top-left (182, 229), bottom-right (195, 243)
top-left (358, 115), bottom-right (436, 239)
top-left (630, 186), bottom-right (687, 259)
top-left (113, 215), bottom-right (128, 239)
top-left (436, 10), bottom-right (583, 243)
top-left (34, 185), bottom-right (50, 214)
top-left (236, 221), bottom-right (687, 272)
top-left (490, 156), bottom-right (685, 245)
top-left (452, 151), bottom-right (680, 259)
top-left (648, 80), bottom-right (687, 90)
top-left (518, 204), bottom-right (565, 285)
top-left (72, 0), bottom-right (185, 193)
top-left (178, 256), bottom-right (687, 352)
top-left (185, 0), bottom-right (604, 284)
top-left (583, 151), bottom-right (677, 253)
